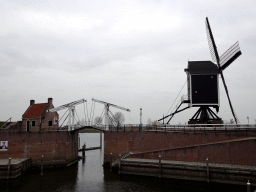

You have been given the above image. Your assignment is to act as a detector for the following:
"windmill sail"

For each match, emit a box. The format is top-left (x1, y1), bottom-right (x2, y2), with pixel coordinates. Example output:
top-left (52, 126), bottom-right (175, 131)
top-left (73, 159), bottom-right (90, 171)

top-left (205, 17), bottom-right (240, 124)
top-left (220, 41), bottom-right (242, 70)
top-left (205, 17), bottom-right (219, 64)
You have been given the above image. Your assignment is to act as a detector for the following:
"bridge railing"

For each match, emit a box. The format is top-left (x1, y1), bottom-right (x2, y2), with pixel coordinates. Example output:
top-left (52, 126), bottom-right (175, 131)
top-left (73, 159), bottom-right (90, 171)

top-left (102, 123), bottom-right (256, 132)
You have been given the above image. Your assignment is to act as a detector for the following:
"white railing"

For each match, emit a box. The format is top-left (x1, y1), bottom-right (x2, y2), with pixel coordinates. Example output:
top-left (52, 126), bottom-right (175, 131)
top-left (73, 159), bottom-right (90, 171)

top-left (102, 123), bottom-right (256, 132)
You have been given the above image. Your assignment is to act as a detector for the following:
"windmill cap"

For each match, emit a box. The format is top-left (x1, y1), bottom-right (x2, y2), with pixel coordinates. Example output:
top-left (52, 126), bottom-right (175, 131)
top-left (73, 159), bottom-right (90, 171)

top-left (186, 61), bottom-right (219, 74)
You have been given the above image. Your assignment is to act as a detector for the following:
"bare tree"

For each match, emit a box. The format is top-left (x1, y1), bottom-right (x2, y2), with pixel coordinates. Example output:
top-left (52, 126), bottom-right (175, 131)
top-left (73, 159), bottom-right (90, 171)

top-left (114, 112), bottom-right (125, 127)
top-left (81, 118), bottom-right (86, 126)
top-left (152, 120), bottom-right (160, 130)
top-left (94, 116), bottom-right (102, 124)
top-left (147, 118), bottom-right (152, 125)
top-left (229, 119), bottom-right (234, 124)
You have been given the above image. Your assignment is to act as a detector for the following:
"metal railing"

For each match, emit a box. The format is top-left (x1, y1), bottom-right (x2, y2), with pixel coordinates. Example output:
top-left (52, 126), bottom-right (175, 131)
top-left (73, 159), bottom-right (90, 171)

top-left (101, 123), bottom-right (256, 132)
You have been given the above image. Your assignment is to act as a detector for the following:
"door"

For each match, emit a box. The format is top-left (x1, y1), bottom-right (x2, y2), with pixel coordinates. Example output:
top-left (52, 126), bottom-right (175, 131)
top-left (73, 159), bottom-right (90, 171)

top-left (27, 121), bottom-right (30, 131)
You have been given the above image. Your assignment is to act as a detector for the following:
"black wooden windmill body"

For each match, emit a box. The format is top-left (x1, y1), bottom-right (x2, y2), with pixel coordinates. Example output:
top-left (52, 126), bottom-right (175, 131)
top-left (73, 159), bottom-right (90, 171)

top-left (159, 18), bottom-right (242, 124)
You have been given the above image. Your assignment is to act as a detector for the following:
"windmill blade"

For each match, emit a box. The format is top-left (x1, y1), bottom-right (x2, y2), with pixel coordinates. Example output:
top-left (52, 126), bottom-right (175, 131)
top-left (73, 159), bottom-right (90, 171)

top-left (218, 73), bottom-right (240, 124)
top-left (205, 17), bottom-right (240, 124)
top-left (205, 17), bottom-right (220, 64)
top-left (220, 41), bottom-right (242, 71)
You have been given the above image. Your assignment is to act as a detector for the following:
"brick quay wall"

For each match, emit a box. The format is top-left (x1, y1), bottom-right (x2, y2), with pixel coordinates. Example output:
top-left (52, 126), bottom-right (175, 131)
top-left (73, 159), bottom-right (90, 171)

top-left (0, 131), bottom-right (78, 168)
top-left (104, 130), bottom-right (256, 166)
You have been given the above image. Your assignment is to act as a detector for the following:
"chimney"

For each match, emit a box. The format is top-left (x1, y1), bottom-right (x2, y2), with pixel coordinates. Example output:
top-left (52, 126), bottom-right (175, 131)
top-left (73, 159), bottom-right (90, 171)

top-left (48, 98), bottom-right (53, 106)
top-left (48, 98), bottom-right (52, 105)
top-left (30, 100), bottom-right (35, 106)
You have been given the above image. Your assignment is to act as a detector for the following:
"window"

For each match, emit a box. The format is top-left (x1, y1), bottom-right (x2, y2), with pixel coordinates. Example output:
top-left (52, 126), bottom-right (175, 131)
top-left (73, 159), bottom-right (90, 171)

top-left (32, 121), bottom-right (36, 127)
top-left (48, 121), bottom-right (52, 126)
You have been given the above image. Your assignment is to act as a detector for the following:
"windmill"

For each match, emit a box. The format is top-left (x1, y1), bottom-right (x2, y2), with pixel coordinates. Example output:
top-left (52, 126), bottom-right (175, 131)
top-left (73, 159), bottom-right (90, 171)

top-left (159, 17), bottom-right (242, 124)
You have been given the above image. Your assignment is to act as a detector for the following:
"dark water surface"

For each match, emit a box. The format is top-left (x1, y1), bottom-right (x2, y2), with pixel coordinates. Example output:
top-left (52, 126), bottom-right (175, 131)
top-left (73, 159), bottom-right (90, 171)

top-left (0, 133), bottom-right (251, 192)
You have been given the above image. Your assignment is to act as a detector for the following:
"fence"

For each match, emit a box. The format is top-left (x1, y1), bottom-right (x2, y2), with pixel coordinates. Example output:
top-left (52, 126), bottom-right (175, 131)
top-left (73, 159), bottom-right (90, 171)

top-left (99, 123), bottom-right (256, 133)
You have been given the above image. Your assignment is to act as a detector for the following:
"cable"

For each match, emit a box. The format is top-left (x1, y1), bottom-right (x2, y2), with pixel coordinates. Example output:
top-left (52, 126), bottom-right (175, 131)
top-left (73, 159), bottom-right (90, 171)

top-left (51, 109), bottom-right (69, 130)
top-left (60, 113), bottom-right (69, 128)
top-left (86, 102), bottom-right (90, 125)
top-left (75, 109), bottom-right (81, 126)
top-left (166, 80), bottom-right (187, 115)
top-left (83, 102), bottom-right (87, 126)
top-left (91, 101), bottom-right (96, 124)
top-left (59, 109), bottom-right (69, 122)
top-left (95, 107), bottom-right (105, 125)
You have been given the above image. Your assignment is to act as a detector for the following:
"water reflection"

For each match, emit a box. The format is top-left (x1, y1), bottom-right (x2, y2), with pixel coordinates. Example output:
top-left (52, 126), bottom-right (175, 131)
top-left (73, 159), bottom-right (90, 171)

top-left (0, 164), bottom-right (78, 192)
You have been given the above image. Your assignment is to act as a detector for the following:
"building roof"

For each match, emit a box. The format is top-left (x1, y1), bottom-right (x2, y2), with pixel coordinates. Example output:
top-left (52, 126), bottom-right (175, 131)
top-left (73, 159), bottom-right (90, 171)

top-left (185, 61), bottom-right (219, 74)
top-left (23, 103), bottom-right (48, 118)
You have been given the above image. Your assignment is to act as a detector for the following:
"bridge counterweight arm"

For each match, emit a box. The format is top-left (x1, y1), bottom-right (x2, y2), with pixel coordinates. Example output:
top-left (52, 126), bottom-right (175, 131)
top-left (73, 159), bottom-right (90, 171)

top-left (48, 99), bottom-right (86, 112)
top-left (92, 98), bottom-right (131, 112)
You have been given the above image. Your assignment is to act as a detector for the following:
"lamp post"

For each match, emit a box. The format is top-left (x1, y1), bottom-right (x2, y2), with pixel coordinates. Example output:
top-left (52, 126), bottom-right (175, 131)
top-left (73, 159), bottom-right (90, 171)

top-left (247, 116), bottom-right (249, 125)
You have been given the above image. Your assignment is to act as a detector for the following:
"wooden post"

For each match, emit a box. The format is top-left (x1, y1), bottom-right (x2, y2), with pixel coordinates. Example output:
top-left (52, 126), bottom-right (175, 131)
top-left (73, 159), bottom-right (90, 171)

top-left (206, 158), bottom-right (209, 182)
top-left (41, 155), bottom-right (44, 176)
top-left (247, 180), bottom-right (251, 192)
top-left (124, 125), bottom-right (125, 132)
top-left (118, 154), bottom-right (121, 175)
top-left (82, 144), bottom-right (86, 159)
top-left (7, 157), bottom-right (11, 179)
top-left (159, 156), bottom-right (162, 179)
top-left (110, 153), bottom-right (112, 172)
top-left (79, 135), bottom-right (80, 149)
top-left (100, 132), bottom-right (102, 149)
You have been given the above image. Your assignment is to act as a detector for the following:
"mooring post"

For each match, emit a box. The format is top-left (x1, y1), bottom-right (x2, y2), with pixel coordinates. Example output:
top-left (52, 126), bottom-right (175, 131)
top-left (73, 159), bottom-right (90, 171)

top-left (7, 157), bottom-right (11, 179)
top-left (100, 132), bottom-right (102, 149)
top-left (79, 136), bottom-right (80, 149)
top-left (247, 180), bottom-right (251, 192)
top-left (110, 153), bottom-right (112, 172)
top-left (41, 155), bottom-right (44, 176)
top-left (82, 143), bottom-right (86, 159)
top-left (159, 156), bottom-right (162, 179)
top-left (118, 154), bottom-right (121, 175)
top-left (206, 158), bottom-right (209, 182)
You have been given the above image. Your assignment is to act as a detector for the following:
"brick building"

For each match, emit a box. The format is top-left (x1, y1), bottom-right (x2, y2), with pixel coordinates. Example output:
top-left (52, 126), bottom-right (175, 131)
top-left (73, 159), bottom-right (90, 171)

top-left (21, 98), bottom-right (59, 132)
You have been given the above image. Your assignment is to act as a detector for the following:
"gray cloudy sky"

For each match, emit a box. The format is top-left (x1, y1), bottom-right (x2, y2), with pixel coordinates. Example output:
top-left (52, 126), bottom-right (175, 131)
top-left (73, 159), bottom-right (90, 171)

top-left (1, 0), bottom-right (256, 125)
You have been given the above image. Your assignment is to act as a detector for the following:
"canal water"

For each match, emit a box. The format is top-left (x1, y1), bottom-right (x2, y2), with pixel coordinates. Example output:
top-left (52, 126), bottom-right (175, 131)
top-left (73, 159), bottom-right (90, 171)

top-left (0, 133), bottom-right (251, 192)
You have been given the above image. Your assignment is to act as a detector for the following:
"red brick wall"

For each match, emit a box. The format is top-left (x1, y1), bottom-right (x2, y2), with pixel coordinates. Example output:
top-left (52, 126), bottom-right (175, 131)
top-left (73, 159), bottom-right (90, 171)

top-left (129, 138), bottom-right (256, 166)
top-left (104, 131), bottom-right (256, 165)
top-left (0, 131), bottom-right (78, 166)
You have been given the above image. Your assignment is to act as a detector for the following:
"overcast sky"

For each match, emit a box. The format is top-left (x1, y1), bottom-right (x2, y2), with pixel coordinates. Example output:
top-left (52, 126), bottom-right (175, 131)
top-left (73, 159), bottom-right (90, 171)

top-left (1, 0), bottom-right (256, 125)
